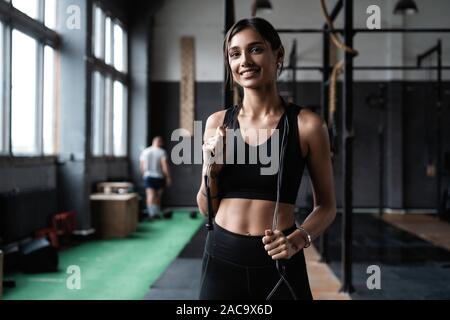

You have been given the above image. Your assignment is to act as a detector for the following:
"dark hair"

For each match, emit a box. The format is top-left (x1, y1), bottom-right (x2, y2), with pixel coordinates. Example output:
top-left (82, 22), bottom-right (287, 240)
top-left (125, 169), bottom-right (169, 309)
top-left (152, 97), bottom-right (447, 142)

top-left (223, 18), bottom-right (284, 90)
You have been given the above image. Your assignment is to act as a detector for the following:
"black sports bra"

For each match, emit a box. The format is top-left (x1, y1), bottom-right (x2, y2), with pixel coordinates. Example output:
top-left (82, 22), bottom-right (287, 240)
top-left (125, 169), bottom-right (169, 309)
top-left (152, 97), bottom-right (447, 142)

top-left (217, 103), bottom-right (306, 205)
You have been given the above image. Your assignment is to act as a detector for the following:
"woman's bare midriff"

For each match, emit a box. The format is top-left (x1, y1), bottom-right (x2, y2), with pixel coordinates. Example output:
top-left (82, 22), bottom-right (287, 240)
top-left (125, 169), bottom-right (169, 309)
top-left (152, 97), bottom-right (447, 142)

top-left (215, 198), bottom-right (296, 236)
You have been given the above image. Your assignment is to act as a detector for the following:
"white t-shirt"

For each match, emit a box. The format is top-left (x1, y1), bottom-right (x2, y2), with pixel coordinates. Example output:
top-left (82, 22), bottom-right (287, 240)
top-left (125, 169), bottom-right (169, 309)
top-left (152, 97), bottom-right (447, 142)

top-left (140, 146), bottom-right (167, 178)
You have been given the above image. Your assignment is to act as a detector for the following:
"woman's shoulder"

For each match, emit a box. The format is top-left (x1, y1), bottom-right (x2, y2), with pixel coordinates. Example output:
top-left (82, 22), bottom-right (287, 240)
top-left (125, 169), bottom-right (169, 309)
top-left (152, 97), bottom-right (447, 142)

top-left (205, 108), bottom-right (228, 129)
top-left (296, 107), bottom-right (327, 136)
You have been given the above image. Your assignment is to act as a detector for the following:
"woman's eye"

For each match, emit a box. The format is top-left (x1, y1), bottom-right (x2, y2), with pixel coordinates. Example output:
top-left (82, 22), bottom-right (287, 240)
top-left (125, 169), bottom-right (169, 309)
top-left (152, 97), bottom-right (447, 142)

top-left (229, 52), bottom-right (240, 58)
top-left (251, 47), bottom-right (262, 53)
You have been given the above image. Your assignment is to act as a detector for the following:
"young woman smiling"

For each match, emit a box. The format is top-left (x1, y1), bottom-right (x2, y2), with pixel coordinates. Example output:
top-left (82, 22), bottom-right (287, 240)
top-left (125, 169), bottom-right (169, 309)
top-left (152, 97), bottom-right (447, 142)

top-left (197, 18), bottom-right (336, 300)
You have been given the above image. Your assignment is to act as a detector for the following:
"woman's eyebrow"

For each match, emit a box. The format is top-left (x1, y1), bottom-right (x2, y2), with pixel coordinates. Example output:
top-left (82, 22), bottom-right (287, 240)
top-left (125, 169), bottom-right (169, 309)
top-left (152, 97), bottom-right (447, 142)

top-left (229, 41), bottom-right (265, 51)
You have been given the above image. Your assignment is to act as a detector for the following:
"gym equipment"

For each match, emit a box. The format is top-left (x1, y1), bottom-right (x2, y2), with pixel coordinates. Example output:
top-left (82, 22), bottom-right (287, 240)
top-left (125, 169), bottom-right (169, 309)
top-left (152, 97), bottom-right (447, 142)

top-left (180, 36), bottom-right (195, 136)
top-left (440, 152), bottom-right (450, 221)
top-left (366, 84), bottom-right (387, 217)
top-left (417, 40), bottom-right (445, 220)
top-left (163, 210), bottom-right (173, 219)
top-left (19, 238), bottom-right (59, 274)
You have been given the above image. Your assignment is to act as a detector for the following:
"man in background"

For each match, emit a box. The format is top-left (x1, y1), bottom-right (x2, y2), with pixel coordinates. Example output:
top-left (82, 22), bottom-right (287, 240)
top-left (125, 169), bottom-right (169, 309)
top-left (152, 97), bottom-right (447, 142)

top-left (140, 136), bottom-right (172, 219)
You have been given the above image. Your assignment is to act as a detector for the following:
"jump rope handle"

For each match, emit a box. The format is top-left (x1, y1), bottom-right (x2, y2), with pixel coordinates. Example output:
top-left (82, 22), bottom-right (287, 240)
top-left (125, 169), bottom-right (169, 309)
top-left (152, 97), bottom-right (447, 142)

top-left (204, 123), bottom-right (230, 232)
top-left (204, 174), bottom-right (214, 231)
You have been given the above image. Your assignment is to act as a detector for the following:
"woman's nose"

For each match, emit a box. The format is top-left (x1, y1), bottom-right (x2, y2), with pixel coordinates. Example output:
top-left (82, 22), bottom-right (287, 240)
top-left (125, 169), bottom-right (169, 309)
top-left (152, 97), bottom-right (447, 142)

top-left (240, 51), bottom-right (252, 66)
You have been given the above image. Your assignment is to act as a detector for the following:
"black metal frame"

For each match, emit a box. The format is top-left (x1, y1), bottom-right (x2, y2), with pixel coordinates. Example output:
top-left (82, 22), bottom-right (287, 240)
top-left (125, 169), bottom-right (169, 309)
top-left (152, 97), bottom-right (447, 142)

top-left (417, 40), bottom-right (444, 221)
top-left (223, 0), bottom-right (235, 108)
top-left (288, 39), bottom-right (297, 103)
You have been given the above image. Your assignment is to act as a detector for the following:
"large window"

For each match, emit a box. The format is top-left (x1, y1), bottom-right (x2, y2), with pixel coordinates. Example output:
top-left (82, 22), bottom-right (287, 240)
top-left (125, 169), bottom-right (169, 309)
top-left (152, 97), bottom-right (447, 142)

top-left (0, 0), bottom-right (59, 156)
top-left (0, 22), bottom-right (5, 154)
top-left (91, 3), bottom-right (128, 157)
top-left (43, 45), bottom-right (56, 155)
top-left (11, 30), bottom-right (38, 155)
top-left (44, 0), bottom-right (57, 30)
top-left (12, 0), bottom-right (39, 20)
top-left (113, 81), bottom-right (127, 156)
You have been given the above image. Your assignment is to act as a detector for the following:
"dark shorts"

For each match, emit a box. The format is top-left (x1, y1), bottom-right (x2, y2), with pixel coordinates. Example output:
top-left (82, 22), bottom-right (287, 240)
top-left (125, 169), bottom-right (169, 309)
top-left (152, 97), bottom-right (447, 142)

top-left (199, 222), bottom-right (313, 300)
top-left (144, 176), bottom-right (166, 190)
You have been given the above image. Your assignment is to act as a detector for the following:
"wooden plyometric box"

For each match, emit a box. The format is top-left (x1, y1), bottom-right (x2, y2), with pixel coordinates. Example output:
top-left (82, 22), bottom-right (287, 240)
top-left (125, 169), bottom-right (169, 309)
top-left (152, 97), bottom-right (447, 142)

top-left (96, 182), bottom-right (134, 194)
top-left (90, 193), bottom-right (139, 239)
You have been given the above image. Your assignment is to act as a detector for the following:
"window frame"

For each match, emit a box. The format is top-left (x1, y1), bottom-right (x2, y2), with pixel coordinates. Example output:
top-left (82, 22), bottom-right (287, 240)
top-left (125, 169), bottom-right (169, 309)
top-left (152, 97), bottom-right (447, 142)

top-left (90, 1), bottom-right (129, 159)
top-left (0, 0), bottom-right (60, 158)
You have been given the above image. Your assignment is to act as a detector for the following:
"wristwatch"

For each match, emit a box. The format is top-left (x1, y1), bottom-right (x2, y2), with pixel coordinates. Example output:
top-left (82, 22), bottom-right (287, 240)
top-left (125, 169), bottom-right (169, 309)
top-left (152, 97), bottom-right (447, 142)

top-left (297, 226), bottom-right (312, 248)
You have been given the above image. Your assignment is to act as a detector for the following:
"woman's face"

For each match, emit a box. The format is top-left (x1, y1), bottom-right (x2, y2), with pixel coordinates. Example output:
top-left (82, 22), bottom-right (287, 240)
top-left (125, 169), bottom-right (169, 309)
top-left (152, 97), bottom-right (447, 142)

top-left (227, 27), bottom-right (281, 89)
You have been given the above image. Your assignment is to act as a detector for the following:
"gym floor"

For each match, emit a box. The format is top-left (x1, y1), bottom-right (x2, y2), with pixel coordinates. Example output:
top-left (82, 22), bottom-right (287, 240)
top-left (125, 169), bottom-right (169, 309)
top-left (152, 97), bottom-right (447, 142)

top-left (146, 212), bottom-right (450, 300)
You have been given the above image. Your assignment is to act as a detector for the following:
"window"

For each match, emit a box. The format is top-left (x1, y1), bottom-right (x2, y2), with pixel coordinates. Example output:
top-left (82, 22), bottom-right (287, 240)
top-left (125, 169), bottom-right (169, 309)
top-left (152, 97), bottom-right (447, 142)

top-left (114, 24), bottom-right (126, 72)
top-left (45, 0), bottom-right (57, 30)
top-left (1, 0), bottom-right (60, 156)
top-left (113, 81), bottom-right (127, 156)
top-left (93, 6), bottom-right (105, 59)
top-left (91, 71), bottom-right (104, 156)
top-left (11, 30), bottom-right (38, 155)
top-left (105, 17), bottom-right (112, 65)
top-left (104, 76), bottom-right (113, 156)
top-left (91, 3), bottom-right (128, 157)
top-left (0, 22), bottom-right (5, 154)
top-left (12, 0), bottom-right (39, 20)
top-left (43, 46), bottom-right (56, 155)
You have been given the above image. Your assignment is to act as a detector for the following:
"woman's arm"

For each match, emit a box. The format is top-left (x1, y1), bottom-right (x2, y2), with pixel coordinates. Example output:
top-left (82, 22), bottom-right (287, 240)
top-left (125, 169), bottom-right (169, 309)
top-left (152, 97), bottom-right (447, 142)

top-left (263, 110), bottom-right (337, 259)
top-left (287, 110), bottom-right (337, 251)
top-left (196, 110), bottom-right (226, 216)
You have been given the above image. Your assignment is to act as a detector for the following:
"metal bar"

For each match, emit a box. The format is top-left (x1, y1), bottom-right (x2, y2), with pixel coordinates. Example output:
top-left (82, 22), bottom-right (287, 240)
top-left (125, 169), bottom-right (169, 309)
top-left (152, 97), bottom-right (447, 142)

top-left (417, 44), bottom-right (440, 67)
top-left (378, 84), bottom-right (387, 219)
top-left (437, 40), bottom-right (443, 220)
top-left (277, 28), bottom-right (450, 34)
top-left (355, 66), bottom-right (450, 70)
top-left (355, 28), bottom-right (450, 33)
top-left (223, 0), bottom-right (234, 108)
top-left (319, 24), bottom-right (330, 263)
top-left (90, 56), bottom-right (129, 85)
top-left (415, 40), bottom-right (444, 219)
top-left (322, 0), bottom-right (343, 29)
top-left (286, 66), bottom-right (450, 71)
top-left (341, 0), bottom-right (355, 294)
top-left (290, 39), bottom-right (297, 103)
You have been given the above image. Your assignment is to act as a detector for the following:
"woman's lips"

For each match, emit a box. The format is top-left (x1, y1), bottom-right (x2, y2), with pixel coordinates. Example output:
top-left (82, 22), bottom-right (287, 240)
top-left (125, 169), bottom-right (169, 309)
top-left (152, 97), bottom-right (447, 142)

top-left (240, 68), bottom-right (260, 78)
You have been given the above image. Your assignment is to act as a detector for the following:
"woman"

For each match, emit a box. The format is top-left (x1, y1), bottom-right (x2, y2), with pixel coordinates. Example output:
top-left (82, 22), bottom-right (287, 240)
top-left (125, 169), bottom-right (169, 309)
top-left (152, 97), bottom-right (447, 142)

top-left (197, 17), bottom-right (336, 300)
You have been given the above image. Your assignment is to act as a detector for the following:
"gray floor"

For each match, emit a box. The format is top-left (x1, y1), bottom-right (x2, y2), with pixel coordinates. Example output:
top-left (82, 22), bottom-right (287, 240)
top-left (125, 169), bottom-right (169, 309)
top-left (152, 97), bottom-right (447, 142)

top-left (144, 213), bottom-right (450, 300)
top-left (144, 223), bottom-right (207, 300)
top-left (324, 214), bottom-right (450, 300)
top-left (144, 258), bottom-right (202, 300)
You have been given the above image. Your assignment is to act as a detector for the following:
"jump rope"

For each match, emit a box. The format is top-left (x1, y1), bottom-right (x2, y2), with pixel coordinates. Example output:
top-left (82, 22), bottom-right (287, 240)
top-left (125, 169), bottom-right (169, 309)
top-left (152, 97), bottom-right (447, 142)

top-left (204, 98), bottom-right (298, 300)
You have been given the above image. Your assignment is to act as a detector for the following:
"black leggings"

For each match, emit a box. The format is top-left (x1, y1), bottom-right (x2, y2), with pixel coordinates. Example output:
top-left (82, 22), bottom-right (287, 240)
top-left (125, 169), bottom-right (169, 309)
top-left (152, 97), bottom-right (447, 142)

top-left (199, 223), bottom-right (313, 300)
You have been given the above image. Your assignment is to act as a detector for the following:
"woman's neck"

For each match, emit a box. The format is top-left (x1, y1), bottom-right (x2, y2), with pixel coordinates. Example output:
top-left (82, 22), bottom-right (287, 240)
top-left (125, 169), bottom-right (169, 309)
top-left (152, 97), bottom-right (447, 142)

top-left (241, 85), bottom-right (282, 117)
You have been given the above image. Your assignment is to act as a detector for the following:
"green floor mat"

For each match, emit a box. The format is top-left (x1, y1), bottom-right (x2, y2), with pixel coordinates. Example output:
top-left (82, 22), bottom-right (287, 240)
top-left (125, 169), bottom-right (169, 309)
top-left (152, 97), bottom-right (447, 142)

top-left (3, 211), bottom-right (204, 300)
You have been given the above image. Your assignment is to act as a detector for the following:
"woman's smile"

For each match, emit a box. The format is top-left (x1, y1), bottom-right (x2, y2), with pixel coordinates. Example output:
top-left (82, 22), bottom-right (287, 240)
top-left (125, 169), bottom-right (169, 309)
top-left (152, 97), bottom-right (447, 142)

top-left (240, 67), bottom-right (261, 78)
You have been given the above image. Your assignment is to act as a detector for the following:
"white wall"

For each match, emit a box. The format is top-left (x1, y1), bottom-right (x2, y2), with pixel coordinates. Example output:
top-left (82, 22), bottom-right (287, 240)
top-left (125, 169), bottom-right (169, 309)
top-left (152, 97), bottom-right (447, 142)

top-left (151, 0), bottom-right (450, 81)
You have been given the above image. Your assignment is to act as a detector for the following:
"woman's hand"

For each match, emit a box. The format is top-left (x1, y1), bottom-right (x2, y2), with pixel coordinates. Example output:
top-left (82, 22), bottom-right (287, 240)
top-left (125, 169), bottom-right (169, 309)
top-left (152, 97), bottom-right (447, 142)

top-left (262, 230), bottom-right (300, 260)
top-left (202, 126), bottom-right (227, 177)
